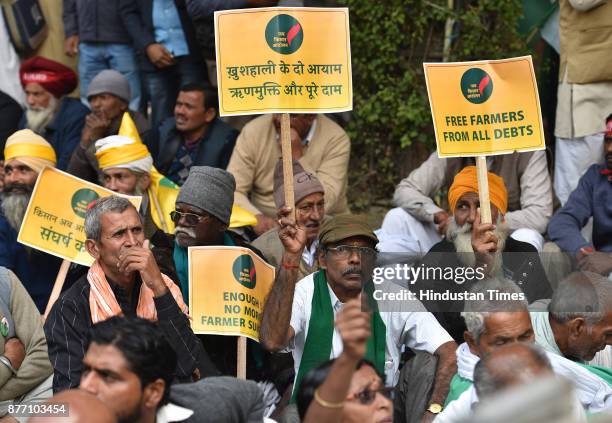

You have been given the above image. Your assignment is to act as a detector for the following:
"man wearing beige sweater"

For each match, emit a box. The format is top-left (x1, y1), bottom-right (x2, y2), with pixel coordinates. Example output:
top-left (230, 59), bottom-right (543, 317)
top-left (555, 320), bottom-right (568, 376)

top-left (227, 113), bottom-right (350, 236)
top-left (0, 267), bottom-right (53, 421)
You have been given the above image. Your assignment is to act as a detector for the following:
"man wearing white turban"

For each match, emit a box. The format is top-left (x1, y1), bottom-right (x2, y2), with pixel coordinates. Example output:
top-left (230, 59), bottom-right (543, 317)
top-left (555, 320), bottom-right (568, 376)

top-left (95, 134), bottom-right (163, 238)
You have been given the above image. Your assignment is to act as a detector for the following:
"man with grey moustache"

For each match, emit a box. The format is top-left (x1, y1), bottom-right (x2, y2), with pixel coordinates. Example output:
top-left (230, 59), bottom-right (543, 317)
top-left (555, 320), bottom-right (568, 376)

top-left (0, 130), bottom-right (68, 313)
top-left (412, 166), bottom-right (553, 342)
top-left (152, 165), bottom-right (267, 377)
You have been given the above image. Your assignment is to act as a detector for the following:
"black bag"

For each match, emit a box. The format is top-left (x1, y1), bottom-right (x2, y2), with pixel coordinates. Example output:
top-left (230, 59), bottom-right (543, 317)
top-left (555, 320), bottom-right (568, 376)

top-left (2, 0), bottom-right (47, 53)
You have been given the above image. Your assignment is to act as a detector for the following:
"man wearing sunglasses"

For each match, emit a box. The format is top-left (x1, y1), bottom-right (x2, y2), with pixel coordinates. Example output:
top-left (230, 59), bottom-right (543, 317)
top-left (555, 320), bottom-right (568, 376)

top-left (260, 214), bottom-right (457, 422)
top-left (153, 166), bottom-right (268, 377)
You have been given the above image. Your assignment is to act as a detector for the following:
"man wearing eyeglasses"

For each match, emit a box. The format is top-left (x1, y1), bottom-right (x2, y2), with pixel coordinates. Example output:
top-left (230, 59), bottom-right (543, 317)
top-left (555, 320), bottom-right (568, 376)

top-left (260, 214), bottom-right (457, 422)
top-left (153, 166), bottom-right (268, 377)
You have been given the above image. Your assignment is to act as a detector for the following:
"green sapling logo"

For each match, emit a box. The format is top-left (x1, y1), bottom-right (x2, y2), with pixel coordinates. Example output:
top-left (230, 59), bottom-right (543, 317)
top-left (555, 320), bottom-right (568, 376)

top-left (265, 14), bottom-right (303, 54)
top-left (461, 68), bottom-right (493, 104)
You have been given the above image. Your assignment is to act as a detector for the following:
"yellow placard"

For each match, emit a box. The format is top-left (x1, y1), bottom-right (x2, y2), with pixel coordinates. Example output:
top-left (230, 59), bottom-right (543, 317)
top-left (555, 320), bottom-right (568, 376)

top-left (17, 167), bottom-right (142, 266)
top-left (423, 56), bottom-right (545, 157)
top-left (188, 246), bottom-right (275, 341)
top-left (214, 7), bottom-right (352, 116)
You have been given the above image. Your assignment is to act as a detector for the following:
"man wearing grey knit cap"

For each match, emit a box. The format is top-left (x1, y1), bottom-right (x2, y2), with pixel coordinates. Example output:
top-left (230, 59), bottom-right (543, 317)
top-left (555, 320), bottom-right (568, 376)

top-left (253, 159), bottom-right (326, 281)
top-left (152, 165), bottom-right (269, 377)
top-left (67, 69), bottom-right (150, 184)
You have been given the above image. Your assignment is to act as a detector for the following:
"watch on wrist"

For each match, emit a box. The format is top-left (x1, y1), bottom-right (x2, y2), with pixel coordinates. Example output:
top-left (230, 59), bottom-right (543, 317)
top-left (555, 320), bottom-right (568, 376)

top-left (427, 403), bottom-right (443, 414)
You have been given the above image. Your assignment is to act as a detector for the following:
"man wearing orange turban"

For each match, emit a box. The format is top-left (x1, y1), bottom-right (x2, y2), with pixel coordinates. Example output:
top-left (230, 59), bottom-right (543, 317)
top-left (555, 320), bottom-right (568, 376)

top-left (410, 166), bottom-right (553, 343)
top-left (18, 56), bottom-right (89, 170)
top-left (0, 130), bottom-right (71, 312)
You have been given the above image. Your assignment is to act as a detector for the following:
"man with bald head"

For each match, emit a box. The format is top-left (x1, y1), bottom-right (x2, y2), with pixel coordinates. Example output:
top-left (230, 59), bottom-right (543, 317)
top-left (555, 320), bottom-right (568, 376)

top-left (0, 130), bottom-right (66, 312)
top-left (530, 271), bottom-right (612, 372)
top-left (436, 279), bottom-right (612, 422)
top-left (27, 390), bottom-right (117, 423)
top-left (471, 343), bottom-right (586, 423)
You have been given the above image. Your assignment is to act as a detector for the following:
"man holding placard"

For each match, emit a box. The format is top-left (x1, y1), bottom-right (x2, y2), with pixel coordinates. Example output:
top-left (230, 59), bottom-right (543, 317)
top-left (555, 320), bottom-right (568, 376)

top-left (253, 159), bottom-right (326, 281)
top-left (44, 196), bottom-right (213, 392)
top-left (0, 129), bottom-right (65, 312)
top-left (385, 149), bottom-right (552, 253)
top-left (412, 167), bottom-right (553, 342)
top-left (153, 166), bottom-right (268, 376)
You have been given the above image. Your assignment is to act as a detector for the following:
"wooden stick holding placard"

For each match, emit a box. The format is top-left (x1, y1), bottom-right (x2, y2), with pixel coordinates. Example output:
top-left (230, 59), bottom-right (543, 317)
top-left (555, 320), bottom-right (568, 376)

top-left (43, 259), bottom-right (71, 320)
top-left (476, 156), bottom-right (492, 225)
top-left (280, 113), bottom-right (295, 222)
top-left (237, 336), bottom-right (247, 379)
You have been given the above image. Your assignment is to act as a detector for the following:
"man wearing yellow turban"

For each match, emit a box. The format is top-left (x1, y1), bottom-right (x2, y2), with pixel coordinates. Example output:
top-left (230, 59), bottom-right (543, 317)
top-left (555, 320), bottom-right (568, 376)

top-left (95, 114), bottom-right (256, 239)
top-left (409, 166), bottom-right (553, 344)
top-left (0, 129), bottom-right (67, 312)
top-left (95, 134), bottom-right (168, 238)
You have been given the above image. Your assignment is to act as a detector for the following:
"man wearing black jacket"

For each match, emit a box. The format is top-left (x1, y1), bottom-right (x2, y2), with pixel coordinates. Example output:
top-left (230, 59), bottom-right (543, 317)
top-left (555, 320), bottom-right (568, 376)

top-left (411, 166), bottom-right (553, 342)
top-left (119, 0), bottom-right (205, 129)
top-left (145, 83), bottom-right (237, 186)
top-left (44, 196), bottom-right (218, 392)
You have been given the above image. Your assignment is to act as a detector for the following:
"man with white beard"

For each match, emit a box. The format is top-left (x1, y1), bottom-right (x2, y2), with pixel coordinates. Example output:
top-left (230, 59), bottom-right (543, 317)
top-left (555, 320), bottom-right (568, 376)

top-left (411, 166), bottom-right (553, 342)
top-left (0, 130), bottom-right (66, 312)
top-left (18, 56), bottom-right (89, 170)
top-left (152, 166), bottom-right (268, 377)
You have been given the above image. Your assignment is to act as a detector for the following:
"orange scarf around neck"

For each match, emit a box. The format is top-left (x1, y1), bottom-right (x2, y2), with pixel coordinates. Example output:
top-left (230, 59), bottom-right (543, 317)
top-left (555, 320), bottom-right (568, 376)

top-left (87, 260), bottom-right (188, 324)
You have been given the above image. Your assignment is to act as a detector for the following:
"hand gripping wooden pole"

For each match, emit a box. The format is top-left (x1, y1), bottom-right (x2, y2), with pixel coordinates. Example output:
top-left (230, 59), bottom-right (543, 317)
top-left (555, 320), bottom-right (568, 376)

top-left (280, 113), bottom-right (295, 222)
top-left (476, 156), bottom-right (492, 224)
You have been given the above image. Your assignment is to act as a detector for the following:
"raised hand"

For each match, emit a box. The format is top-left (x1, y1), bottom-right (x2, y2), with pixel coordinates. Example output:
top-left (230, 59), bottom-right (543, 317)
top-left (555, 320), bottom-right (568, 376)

top-left (336, 296), bottom-right (371, 361)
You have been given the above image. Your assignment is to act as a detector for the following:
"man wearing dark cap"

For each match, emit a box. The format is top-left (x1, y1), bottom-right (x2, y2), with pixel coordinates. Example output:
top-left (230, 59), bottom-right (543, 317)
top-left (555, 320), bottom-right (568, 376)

top-left (18, 56), bottom-right (89, 170)
top-left (260, 214), bottom-right (457, 421)
top-left (253, 160), bottom-right (326, 280)
top-left (67, 69), bottom-right (150, 184)
top-left (152, 166), bottom-right (267, 376)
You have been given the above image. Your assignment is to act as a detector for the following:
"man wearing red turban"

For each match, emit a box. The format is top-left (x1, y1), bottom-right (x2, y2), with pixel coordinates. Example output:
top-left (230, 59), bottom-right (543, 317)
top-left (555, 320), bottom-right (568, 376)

top-left (18, 56), bottom-right (89, 170)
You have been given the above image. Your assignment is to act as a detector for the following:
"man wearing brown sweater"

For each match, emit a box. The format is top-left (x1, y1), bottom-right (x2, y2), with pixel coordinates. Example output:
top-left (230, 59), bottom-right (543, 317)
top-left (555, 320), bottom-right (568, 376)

top-left (227, 113), bottom-right (350, 236)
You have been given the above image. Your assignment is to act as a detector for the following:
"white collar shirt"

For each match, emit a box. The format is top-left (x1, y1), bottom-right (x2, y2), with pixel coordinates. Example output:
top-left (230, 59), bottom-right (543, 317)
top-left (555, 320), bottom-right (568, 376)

top-left (288, 272), bottom-right (453, 387)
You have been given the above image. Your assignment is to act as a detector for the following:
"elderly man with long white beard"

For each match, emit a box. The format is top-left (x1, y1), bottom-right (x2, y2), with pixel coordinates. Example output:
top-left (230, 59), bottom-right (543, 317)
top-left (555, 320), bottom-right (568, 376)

top-left (411, 166), bottom-right (553, 342)
top-left (17, 56), bottom-right (89, 170)
top-left (0, 130), bottom-right (67, 312)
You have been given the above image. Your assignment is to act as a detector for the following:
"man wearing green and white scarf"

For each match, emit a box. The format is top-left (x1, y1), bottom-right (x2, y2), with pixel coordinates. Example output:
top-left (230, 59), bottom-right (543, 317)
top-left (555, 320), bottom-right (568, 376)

top-left (260, 213), bottom-right (457, 422)
top-left (529, 271), bottom-right (612, 379)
